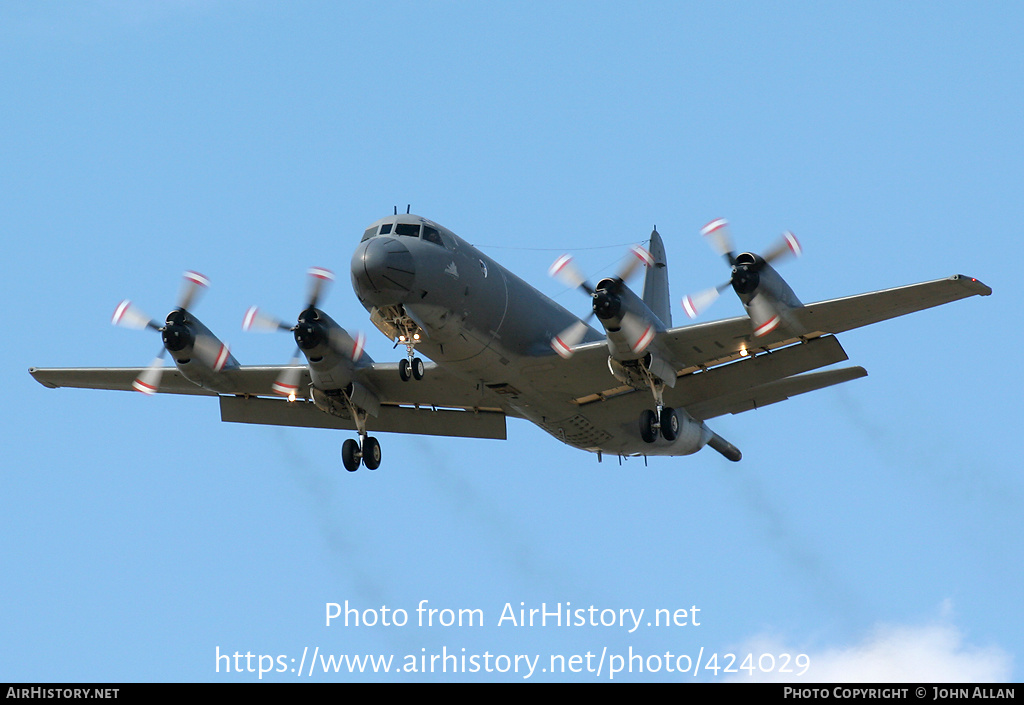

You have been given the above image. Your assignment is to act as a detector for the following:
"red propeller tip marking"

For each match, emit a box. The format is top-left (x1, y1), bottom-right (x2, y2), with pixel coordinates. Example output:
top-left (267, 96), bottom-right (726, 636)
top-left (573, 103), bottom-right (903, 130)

top-left (308, 266), bottom-right (334, 281)
top-left (551, 337), bottom-right (574, 359)
top-left (631, 245), bottom-right (654, 268)
top-left (701, 218), bottom-right (729, 236)
top-left (132, 378), bottom-right (158, 395)
top-left (272, 382), bottom-right (299, 397)
top-left (682, 296), bottom-right (699, 319)
top-left (213, 344), bottom-right (230, 372)
top-left (184, 271), bottom-right (210, 288)
top-left (112, 300), bottom-right (131, 325)
top-left (754, 315), bottom-right (781, 337)
top-left (242, 306), bottom-right (259, 331)
top-left (351, 332), bottom-right (366, 361)
top-left (632, 325), bottom-right (655, 353)
top-left (548, 254), bottom-right (572, 278)
top-left (783, 231), bottom-right (802, 257)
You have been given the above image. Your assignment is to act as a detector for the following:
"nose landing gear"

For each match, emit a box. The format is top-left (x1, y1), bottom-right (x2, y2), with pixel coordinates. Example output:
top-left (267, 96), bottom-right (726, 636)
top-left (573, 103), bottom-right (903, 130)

top-left (398, 354), bottom-right (424, 381)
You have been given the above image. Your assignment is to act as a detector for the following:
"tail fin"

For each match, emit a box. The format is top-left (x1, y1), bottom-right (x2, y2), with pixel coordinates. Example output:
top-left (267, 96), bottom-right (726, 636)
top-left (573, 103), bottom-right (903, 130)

top-left (642, 227), bottom-right (672, 328)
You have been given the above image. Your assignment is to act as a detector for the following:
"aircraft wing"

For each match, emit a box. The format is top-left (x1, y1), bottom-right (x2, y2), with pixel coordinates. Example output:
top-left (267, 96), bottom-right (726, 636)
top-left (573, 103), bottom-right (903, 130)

top-left (29, 362), bottom-right (509, 440)
top-left (659, 274), bottom-right (991, 371)
top-left (525, 273), bottom-right (989, 409)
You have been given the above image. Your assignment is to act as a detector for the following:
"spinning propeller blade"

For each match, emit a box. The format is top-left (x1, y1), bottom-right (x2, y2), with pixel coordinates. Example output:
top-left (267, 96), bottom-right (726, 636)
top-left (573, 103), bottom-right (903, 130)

top-left (548, 242), bottom-right (655, 356)
top-left (113, 271), bottom-right (229, 393)
top-left (684, 219), bottom-right (802, 330)
top-left (551, 319), bottom-right (591, 359)
top-left (131, 350), bottom-right (166, 395)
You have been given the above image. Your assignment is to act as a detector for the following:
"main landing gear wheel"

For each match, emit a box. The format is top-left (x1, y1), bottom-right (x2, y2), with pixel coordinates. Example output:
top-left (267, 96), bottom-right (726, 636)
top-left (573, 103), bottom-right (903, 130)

top-left (362, 436), bottom-right (381, 470)
top-left (399, 357), bottom-right (425, 381)
top-left (341, 436), bottom-right (382, 471)
top-left (342, 438), bottom-right (360, 472)
top-left (639, 407), bottom-right (680, 443)
top-left (660, 407), bottom-right (679, 441)
top-left (639, 409), bottom-right (658, 444)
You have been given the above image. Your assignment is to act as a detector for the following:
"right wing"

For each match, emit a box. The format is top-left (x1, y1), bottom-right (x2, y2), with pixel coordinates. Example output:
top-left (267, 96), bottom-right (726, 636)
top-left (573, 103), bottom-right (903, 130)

top-left (29, 362), bottom-right (510, 440)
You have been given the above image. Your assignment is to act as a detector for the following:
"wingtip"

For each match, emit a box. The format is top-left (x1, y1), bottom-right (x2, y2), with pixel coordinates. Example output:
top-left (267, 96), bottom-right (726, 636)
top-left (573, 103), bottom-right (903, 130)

top-left (952, 274), bottom-right (992, 296)
top-left (28, 367), bottom-right (59, 388)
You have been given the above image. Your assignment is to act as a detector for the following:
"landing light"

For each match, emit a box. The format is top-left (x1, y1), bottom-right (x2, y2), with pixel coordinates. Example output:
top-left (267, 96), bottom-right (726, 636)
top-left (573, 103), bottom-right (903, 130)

top-left (288, 392), bottom-right (296, 402)
top-left (739, 346), bottom-right (749, 357)
top-left (413, 333), bottom-right (421, 341)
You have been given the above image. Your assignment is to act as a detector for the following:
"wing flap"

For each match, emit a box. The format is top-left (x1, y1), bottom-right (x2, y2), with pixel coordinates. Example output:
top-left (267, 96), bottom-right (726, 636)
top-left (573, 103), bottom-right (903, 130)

top-left (688, 367), bottom-right (868, 420)
top-left (219, 395), bottom-right (507, 440)
top-left (669, 334), bottom-right (850, 415)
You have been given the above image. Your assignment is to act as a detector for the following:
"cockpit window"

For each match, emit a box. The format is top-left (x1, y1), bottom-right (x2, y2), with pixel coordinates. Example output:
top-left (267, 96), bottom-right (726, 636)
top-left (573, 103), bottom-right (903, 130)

top-left (422, 226), bottom-right (443, 246)
top-left (394, 223), bottom-right (420, 237)
top-left (362, 227), bottom-right (377, 241)
top-left (380, 223), bottom-right (393, 235)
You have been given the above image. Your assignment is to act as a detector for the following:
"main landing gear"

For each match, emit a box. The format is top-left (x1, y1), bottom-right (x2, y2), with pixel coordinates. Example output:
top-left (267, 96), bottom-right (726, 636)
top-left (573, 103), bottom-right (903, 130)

top-left (638, 377), bottom-right (679, 443)
top-left (639, 405), bottom-right (679, 443)
top-left (339, 398), bottom-right (381, 472)
top-left (342, 434), bottom-right (381, 472)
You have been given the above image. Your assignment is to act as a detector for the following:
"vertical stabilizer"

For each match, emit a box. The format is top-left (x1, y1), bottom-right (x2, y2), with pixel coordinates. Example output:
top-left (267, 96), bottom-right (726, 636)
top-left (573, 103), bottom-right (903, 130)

top-left (642, 227), bottom-right (672, 328)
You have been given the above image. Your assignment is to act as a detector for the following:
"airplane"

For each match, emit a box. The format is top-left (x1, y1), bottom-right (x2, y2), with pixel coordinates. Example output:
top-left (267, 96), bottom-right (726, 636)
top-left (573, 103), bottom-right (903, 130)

top-left (29, 212), bottom-right (991, 471)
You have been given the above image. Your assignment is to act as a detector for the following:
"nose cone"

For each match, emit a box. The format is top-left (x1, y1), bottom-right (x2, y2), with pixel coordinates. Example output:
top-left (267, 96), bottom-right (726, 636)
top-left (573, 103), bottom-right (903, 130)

top-left (351, 236), bottom-right (416, 300)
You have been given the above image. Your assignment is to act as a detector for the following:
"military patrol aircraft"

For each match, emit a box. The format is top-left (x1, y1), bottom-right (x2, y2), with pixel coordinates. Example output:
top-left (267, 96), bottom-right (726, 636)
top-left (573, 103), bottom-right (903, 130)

top-left (29, 212), bottom-right (991, 471)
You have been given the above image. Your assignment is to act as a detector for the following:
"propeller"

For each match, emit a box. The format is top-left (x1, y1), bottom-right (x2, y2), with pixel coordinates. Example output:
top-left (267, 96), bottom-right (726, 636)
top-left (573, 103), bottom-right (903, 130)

top-left (111, 271), bottom-right (229, 394)
top-left (243, 267), bottom-right (365, 397)
top-left (681, 219), bottom-right (802, 336)
top-left (549, 244), bottom-right (655, 358)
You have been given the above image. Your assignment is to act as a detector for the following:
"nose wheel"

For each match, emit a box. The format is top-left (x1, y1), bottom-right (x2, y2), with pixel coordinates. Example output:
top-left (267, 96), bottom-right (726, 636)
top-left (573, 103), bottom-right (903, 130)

top-left (398, 355), bottom-right (424, 381)
top-left (342, 435), bottom-right (382, 472)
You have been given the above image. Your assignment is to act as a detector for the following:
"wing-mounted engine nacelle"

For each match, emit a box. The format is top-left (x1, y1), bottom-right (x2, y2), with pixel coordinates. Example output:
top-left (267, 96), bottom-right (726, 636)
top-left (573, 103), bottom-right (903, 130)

top-left (161, 310), bottom-right (236, 387)
top-left (111, 271), bottom-right (237, 395)
top-left (730, 254), bottom-right (801, 308)
top-left (593, 278), bottom-right (665, 361)
top-left (295, 308), bottom-right (367, 391)
top-left (683, 220), bottom-right (804, 338)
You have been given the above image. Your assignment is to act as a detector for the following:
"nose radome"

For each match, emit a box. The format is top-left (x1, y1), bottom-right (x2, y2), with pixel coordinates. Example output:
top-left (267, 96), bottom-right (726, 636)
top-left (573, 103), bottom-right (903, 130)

top-left (351, 236), bottom-right (416, 296)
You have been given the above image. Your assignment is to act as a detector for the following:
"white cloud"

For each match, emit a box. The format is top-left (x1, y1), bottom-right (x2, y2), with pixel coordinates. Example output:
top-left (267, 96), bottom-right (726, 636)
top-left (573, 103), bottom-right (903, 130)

top-left (727, 616), bottom-right (1013, 682)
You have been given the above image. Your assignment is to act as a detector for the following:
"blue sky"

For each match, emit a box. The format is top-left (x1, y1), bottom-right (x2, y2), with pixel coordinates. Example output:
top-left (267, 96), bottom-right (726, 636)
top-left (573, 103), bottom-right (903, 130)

top-left (2, 1), bottom-right (1019, 682)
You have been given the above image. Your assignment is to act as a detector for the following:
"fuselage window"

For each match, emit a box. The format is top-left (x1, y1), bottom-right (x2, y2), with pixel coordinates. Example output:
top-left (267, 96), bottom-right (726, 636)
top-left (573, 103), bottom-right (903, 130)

top-left (395, 223), bottom-right (421, 237)
top-left (380, 223), bottom-right (393, 235)
top-left (422, 226), bottom-right (444, 246)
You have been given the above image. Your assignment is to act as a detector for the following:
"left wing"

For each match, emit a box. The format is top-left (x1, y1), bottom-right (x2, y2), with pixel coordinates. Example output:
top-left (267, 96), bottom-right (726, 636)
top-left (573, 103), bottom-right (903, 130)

top-left (29, 362), bottom-right (509, 440)
top-left (515, 273), bottom-right (990, 412)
